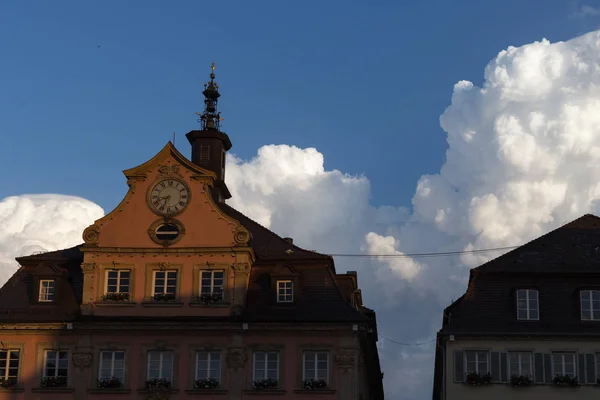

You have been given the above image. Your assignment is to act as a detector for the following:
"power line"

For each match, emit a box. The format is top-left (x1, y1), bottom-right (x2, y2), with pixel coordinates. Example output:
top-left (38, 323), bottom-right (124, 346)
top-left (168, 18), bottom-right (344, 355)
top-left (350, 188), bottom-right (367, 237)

top-left (328, 245), bottom-right (519, 259)
top-left (378, 334), bottom-right (436, 346)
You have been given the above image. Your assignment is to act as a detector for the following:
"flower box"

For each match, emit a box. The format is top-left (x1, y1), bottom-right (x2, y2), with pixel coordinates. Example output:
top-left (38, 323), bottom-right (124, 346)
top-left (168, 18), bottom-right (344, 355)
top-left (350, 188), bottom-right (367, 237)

top-left (194, 378), bottom-right (220, 389)
top-left (145, 378), bottom-right (171, 389)
top-left (152, 293), bottom-right (176, 302)
top-left (553, 374), bottom-right (578, 387)
top-left (97, 377), bottom-right (123, 388)
top-left (302, 379), bottom-right (327, 390)
top-left (510, 375), bottom-right (533, 387)
top-left (41, 376), bottom-right (67, 388)
top-left (198, 293), bottom-right (222, 304)
top-left (102, 292), bottom-right (129, 302)
top-left (253, 378), bottom-right (278, 390)
top-left (0, 377), bottom-right (17, 388)
top-left (465, 372), bottom-right (492, 386)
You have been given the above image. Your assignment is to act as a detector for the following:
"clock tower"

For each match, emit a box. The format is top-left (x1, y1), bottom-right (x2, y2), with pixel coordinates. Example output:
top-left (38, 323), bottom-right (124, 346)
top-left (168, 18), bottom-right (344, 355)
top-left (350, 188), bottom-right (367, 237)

top-left (186, 63), bottom-right (232, 203)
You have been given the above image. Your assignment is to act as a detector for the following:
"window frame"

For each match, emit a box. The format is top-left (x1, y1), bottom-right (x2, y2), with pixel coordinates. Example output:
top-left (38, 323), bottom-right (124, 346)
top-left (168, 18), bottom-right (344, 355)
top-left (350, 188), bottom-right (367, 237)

top-left (507, 351), bottom-right (533, 377)
top-left (96, 263), bottom-right (136, 303)
top-left (580, 289), bottom-right (600, 321)
top-left (252, 351), bottom-right (280, 385)
top-left (276, 280), bottom-right (294, 303)
top-left (551, 352), bottom-right (577, 377)
top-left (516, 289), bottom-right (539, 321)
top-left (38, 279), bottom-right (56, 303)
top-left (199, 270), bottom-right (225, 298)
top-left (152, 270), bottom-right (178, 297)
top-left (464, 350), bottom-right (489, 375)
top-left (143, 263), bottom-right (182, 303)
top-left (104, 270), bottom-right (131, 295)
top-left (191, 264), bottom-right (230, 305)
top-left (42, 349), bottom-right (69, 384)
top-left (98, 350), bottom-right (126, 383)
top-left (0, 349), bottom-right (20, 387)
top-left (194, 351), bottom-right (221, 381)
top-left (146, 350), bottom-right (174, 382)
top-left (302, 351), bottom-right (329, 383)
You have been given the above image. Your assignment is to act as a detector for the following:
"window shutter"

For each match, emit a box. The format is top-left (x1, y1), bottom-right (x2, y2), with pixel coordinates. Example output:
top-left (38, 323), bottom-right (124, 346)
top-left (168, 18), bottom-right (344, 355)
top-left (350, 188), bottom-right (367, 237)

top-left (491, 352), bottom-right (500, 382)
top-left (453, 350), bottom-right (464, 382)
top-left (543, 354), bottom-right (552, 383)
top-left (578, 354), bottom-right (585, 383)
top-left (500, 353), bottom-right (507, 382)
top-left (534, 353), bottom-right (544, 383)
top-left (586, 354), bottom-right (595, 385)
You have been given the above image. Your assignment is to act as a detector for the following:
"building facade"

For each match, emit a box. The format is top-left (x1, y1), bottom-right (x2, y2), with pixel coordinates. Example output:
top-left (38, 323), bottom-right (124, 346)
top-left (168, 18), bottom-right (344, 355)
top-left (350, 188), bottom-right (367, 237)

top-left (433, 214), bottom-right (600, 400)
top-left (0, 67), bottom-right (384, 400)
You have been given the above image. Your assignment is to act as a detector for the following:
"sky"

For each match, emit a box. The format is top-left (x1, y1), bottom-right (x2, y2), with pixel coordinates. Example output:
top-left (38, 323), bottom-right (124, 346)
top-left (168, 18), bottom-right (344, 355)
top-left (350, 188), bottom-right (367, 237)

top-left (2, 1), bottom-right (600, 399)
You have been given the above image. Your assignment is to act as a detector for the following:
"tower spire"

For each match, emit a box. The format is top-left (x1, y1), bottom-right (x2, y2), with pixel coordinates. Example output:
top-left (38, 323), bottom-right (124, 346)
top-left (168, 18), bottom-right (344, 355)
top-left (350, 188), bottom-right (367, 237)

top-left (196, 62), bottom-right (223, 131)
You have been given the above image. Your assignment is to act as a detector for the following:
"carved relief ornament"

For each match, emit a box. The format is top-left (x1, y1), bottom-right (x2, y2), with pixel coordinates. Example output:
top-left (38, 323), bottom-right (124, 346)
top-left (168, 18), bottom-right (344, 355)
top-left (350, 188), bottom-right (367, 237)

top-left (72, 352), bottom-right (93, 368)
top-left (81, 263), bottom-right (96, 275)
top-left (226, 348), bottom-right (247, 370)
top-left (232, 263), bottom-right (250, 274)
top-left (233, 228), bottom-right (249, 245)
top-left (335, 349), bottom-right (357, 372)
top-left (82, 224), bottom-right (100, 245)
top-left (157, 164), bottom-right (181, 176)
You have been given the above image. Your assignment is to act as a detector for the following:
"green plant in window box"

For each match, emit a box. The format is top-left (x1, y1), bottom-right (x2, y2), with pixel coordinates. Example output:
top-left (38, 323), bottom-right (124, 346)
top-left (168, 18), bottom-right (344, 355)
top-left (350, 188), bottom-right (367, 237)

top-left (253, 378), bottom-right (278, 390)
top-left (194, 378), bottom-right (219, 389)
top-left (152, 293), bottom-right (176, 302)
top-left (0, 377), bottom-right (17, 388)
top-left (302, 379), bottom-right (327, 390)
top-left (102, 292), bottom-right (129, 302)
top-left (552, 374), bottom-right (578, 387)
top-left (510, 375), bottom-right (533, 387)
top-left (97, 377), bottom-right (123, 388)
top-left (465, 372), bottom-right (492, 386)
top-left (199, 293), bottom-right (222, 304)
top-left (41, 376), bottom-right (68, 387)
top-left (145, 378), bottom-right (171, 389)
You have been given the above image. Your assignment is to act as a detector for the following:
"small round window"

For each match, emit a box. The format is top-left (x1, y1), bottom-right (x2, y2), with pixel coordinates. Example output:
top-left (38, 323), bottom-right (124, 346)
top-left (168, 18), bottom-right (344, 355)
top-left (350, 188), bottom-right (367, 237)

top-left (155, 223), bottom-right (180, 241)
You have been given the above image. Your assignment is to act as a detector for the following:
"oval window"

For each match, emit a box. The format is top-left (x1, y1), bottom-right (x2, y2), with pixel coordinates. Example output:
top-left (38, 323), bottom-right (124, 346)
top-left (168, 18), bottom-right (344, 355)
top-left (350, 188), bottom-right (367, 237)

top-left (155, 223), bottom-right (180, 241)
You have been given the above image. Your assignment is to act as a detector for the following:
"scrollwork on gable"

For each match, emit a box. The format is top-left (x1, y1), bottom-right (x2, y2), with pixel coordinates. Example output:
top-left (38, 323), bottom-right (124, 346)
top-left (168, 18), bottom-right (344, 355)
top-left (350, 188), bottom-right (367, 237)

top-left (82, 224), bottom-right (100, 245)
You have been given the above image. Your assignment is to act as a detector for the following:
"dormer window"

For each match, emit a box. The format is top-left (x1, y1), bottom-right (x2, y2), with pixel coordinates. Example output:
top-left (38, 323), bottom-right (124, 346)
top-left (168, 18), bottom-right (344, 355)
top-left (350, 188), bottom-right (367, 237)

top-left (277, 280), bottom-right (293, 303)
top-left (580, 290), bottom-right (600, 320)
top-left (38, 279), bottom-right (55, 302)
top-left (516, 289), bottom-right (538, 320)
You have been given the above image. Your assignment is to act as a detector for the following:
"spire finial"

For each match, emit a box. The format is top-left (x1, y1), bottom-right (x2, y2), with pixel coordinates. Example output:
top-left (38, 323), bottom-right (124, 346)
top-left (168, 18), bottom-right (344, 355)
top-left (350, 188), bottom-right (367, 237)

top-left (198, 62), bottom-right (222, 131)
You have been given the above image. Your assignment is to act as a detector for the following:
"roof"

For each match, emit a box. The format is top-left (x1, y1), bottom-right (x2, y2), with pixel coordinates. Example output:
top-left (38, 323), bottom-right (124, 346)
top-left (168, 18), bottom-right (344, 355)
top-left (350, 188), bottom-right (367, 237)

top-left (439, 213), bottom-right (600, 335)
top-left (6, 205), bottom-right (365, 323)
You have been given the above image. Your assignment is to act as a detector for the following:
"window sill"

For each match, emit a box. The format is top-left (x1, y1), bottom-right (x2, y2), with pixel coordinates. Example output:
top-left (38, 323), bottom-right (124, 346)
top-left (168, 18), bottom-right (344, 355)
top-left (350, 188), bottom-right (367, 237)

top-left (88, 388), bottom-right (131, 394)
top-left (185, 388), bottom-right (228, 395)
top-left (0, 387), bottom-right (24, 393)
top-left (141, 301), bottom-right (184, 308)
top-left (244, 389), bottom-right (286, 395)
top-left (32, 387), bottom-right (75, 393)
top-left (189, 301), bottom-right (230, 308)
top-left (294, 389), bottom-right (336, 394)
top-left (137, 388), bottom-right (180, 394)
top-left (96, 301), bottom-right (137, 307)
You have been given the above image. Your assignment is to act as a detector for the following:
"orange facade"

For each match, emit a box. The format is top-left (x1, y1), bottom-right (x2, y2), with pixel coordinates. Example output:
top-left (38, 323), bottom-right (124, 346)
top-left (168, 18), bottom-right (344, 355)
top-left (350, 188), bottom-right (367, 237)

top-left (0, 74), bottom-right (383, 400)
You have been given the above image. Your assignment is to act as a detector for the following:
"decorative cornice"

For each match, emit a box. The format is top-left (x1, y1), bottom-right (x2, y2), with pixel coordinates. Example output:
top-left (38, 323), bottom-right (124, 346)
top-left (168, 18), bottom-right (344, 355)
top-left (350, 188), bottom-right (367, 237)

top-left (80, 246), bottom-right (254, 255)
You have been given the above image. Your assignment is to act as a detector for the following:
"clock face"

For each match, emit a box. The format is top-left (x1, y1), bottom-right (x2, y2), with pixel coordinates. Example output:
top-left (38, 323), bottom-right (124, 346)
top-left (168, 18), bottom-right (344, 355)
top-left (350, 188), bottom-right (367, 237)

top-left (149, 179), bottom-right (190, 215)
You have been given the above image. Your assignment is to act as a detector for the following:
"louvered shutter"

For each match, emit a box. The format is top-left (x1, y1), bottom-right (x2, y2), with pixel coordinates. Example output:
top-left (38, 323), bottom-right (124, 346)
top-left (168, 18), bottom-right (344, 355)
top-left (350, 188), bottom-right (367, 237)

top-left (491, 352), bottom-right (500, 382)
top-left (534, 353), bottom-right (544, 383)
top-left (578, 354), bottom-right (585, 384)
top-left (586, 354), bottom-right (595, 384)
top-left (500, 352), bottom-right (507, 382)
top-left (454, 350), bottom-right (464, 382)
top-left (544, 354), bottom-right (552, 383)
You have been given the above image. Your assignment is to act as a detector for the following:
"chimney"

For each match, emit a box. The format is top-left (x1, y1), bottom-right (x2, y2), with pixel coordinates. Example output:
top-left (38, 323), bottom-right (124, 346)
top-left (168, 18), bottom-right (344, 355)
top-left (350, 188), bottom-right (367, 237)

top-left (284, 237), bottom-right (294, 244)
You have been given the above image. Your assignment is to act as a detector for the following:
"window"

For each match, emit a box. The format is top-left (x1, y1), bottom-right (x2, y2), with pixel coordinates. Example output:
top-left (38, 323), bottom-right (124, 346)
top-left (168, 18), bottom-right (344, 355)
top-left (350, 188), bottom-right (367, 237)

top-left (508, 351), bottom-right (532, 377)
top-left (105, 270), bottom-right (130, 295)
top-left (303, 351), bottom-right (328, 382)
top-left (0, 350), bottom-right (19, 386)
top-left (147, 351), bottom-right (173, 381)
top-left (516, 289), bottom-right (539, 320)
top-left (152, 271), bottom-right (177, 300)
top-left (253, 351), bottom-right (279, 382)
top-left (195, 351), bottom-right (221, 381)
top-left (98, 351), bottom-right (125, 385)
top-left (464, 350), bottom-right (489, 374)
top-left (552, 352), bottom-right (576, 377)
top-left (38, 280), bottom-right (55, 302)
top-left (43, 350), bottom-right (68, 386)
top-left (200, 270), bottom-right (224, 300)
top-left (155, 224), bottom-right (180, 242)
top-left (199, 145), bottom-right (210, 162)
top-left (581, 290), bottom-right (600, 320)
top-left (277, 280), bottom-right (293, 303)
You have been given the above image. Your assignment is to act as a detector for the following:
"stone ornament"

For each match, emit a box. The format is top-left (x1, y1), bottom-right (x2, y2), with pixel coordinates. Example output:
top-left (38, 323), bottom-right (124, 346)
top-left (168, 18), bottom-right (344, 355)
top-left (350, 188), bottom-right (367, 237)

top-left (226, 348), bottom-right (247, 370)
top-left (232, 263), bottom-right (249, 274)
top-left (233, 229), bottom-right (249, 245)
top-left (147, 387), bottom-right (170, 400)
top-left (82, 224), bottom-right (100, 245)
top-left (158, 164), bottom-right (181, 176)
top-left (81, 263), bottom-right (97, 275)
top-left (157, 262), bottom-right (171, 271)
top-left (335, 350), bottom-right (357, 373)
top-left (72, 352), bottom-right (93, 368)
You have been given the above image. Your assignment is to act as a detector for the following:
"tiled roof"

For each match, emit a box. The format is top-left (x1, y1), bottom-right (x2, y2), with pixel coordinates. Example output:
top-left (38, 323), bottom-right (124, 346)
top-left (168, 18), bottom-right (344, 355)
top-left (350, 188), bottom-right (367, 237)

top-left (440, 213), bottom-right (600, 335)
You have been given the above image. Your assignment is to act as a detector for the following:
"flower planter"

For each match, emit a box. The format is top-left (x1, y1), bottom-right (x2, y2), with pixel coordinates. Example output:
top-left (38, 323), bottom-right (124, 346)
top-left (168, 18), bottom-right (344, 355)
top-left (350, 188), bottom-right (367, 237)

top-left (145, 378), bottom-right (171, 389)
top-left (553, 374), bottom-right (578, 387)
top-left (302, 379), bottom-right (328, 390)
top-left (97, 377), bottom-right (123, 388)
top-left (194, 378), bottom-right (220, 389)
top-left (198, 293), bottom-right (223, 304)
top-left (41, 376), bottom-right (68, 388)
top-left (510, 375), bottom-right (533, 387)
top-left (102, 292), bottom-right (129, 302)
top-left (253, 378), bottom-right (278, 390)
top-left (152, 293), bottom-right (176, 302)
top-left (465, 372), bottom-right (492, 386)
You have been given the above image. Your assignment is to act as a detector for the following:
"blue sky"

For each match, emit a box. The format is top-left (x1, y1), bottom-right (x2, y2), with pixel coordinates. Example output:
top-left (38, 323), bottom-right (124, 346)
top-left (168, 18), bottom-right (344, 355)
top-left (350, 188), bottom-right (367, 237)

top-left (0, 0), bottom-right (593, 211)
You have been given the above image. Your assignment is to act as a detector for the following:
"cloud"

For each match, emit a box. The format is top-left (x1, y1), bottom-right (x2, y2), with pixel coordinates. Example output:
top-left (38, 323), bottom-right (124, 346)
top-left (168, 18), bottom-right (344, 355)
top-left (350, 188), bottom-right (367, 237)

top-left (4, 28), bottom-right (600, 400)
top-left (0, 195), bottom-right (104, 283)
top-left (578, 4), bottom-right (600, 17)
